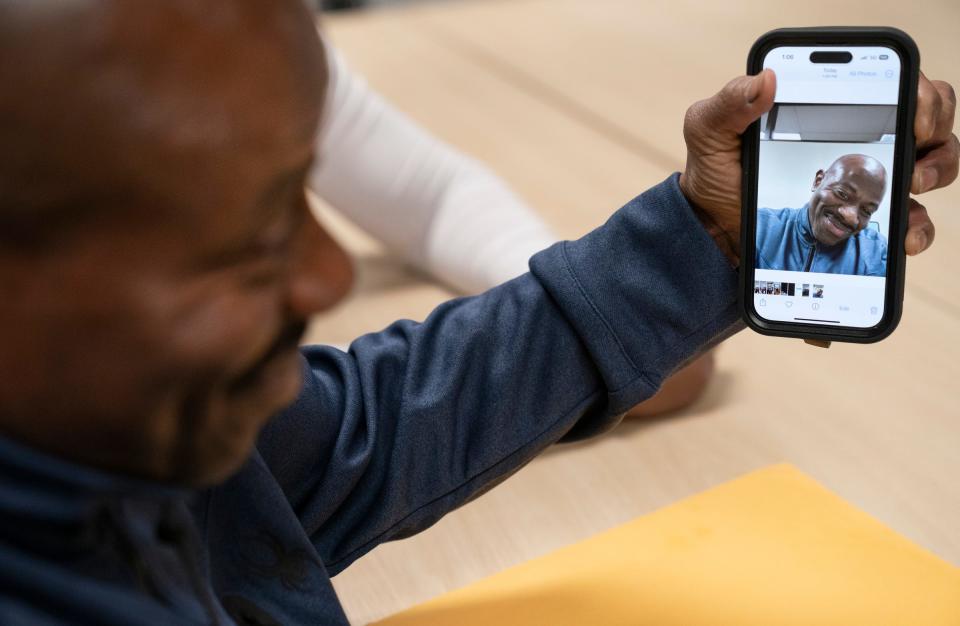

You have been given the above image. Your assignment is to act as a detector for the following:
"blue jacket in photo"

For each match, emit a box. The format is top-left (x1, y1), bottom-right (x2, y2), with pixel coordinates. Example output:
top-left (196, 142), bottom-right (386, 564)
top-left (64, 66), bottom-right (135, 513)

top-left (755, 206), bottom-right (888, 276)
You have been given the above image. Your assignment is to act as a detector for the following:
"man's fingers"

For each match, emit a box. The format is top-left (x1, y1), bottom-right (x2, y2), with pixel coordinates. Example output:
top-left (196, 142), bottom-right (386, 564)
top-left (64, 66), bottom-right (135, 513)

top-left (905, 198), bottom-right (935, 255)
top-left (719, 69), bottom-right (777, 134)
top-left (931, 80), bottom-right (957, 142)
top-left (915, 73), bottom-right (944, 149)
top-left (912, 133), bottom-right (960, 194)
top-left (915, 77), bottom-right (958, 149)
top-left (686, 70), bottom-right (776, 142)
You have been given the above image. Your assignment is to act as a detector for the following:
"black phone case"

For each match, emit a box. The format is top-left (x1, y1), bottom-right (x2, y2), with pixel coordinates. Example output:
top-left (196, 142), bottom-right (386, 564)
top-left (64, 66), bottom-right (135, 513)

top-left (739, 27), bottom-right (919, 343)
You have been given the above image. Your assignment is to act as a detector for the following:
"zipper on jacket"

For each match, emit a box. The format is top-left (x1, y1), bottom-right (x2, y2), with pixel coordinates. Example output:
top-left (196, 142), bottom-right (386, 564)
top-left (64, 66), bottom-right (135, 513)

top-left (803, 244), bottom-right (816, 273)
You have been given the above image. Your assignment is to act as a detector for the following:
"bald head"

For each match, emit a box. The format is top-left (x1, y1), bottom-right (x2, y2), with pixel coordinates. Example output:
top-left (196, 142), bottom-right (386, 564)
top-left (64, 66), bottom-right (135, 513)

top-left (808, 153), bottom-right (888, 246)
top-left (0, 0), bottom-right (326, 249)
top-left (822, 154), bottom-right (887, 188)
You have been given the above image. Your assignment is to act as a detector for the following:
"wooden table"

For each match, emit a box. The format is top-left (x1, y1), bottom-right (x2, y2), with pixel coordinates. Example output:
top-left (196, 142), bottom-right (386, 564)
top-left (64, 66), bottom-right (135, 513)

top-left (304, 2), bottom-right (960, 623)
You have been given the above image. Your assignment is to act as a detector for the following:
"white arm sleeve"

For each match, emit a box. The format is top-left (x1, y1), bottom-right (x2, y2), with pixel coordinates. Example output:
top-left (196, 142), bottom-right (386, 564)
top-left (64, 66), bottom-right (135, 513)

top-left (309, 41), bottom-right (559, 295)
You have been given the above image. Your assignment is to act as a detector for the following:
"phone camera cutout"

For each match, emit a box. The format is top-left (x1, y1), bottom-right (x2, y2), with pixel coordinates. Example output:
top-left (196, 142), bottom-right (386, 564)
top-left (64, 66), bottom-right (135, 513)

top-left (810, 51), bottom-right (853, 63)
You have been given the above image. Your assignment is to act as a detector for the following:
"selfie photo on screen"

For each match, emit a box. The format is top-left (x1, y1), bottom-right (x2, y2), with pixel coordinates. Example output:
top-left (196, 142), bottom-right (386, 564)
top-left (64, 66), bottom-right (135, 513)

top-left (756, 103), bottom-right (895, 277)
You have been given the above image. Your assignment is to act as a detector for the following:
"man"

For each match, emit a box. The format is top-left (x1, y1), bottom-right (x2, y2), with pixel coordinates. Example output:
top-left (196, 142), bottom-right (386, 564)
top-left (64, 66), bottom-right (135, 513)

top-left (0, 1), bottom-right (955, 624)
top-left (756, 154), bottom-right (889, 275)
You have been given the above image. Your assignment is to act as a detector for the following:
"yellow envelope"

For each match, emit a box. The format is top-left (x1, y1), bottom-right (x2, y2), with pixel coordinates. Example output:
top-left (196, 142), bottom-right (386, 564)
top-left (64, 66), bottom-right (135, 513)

top-left (376, 464), bottom-right (960, 625)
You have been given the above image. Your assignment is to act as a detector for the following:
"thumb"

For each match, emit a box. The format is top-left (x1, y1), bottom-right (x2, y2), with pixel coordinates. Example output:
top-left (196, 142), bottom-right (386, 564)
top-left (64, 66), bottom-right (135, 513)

top-left (696, 69), bottom-right (777, 136)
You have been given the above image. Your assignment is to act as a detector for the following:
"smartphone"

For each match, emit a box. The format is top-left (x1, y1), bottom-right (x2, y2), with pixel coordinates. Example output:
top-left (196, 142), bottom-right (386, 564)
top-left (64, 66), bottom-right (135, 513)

top-left (740, 27), bottom-right (919, 343)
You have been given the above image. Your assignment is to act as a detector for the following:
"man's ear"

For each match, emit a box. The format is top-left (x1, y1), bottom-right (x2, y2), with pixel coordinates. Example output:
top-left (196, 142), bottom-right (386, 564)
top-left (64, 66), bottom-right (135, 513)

top-left (812, 169), bottom-right (825, 192)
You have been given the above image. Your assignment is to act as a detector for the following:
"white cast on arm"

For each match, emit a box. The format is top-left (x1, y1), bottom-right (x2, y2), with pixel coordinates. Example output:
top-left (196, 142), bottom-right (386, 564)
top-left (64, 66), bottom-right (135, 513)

top-left (309, 41), bottom-right (559, 295)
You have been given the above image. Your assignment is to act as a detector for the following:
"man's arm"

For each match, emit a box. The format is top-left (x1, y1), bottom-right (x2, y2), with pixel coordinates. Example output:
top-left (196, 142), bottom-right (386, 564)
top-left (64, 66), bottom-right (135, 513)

top-left (256, 175), bottom-right (740, 575)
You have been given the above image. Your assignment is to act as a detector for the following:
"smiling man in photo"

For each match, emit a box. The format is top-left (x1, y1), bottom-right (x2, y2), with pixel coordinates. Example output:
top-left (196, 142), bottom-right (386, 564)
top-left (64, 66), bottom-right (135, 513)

top-left (756, 153), bottom-right (889, 276)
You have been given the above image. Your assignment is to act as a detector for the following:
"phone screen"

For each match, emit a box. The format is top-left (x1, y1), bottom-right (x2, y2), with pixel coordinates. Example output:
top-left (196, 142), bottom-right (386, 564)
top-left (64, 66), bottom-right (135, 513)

top-left (752, 46), bottom-right (902, 329)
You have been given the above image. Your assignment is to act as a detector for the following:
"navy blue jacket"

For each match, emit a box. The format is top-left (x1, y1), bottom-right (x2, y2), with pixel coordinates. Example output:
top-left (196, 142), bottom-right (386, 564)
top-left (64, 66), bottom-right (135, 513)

top-left (756, 206), bottom-right (887, 276)
top-left (0, 175), bottom-right (740, 625)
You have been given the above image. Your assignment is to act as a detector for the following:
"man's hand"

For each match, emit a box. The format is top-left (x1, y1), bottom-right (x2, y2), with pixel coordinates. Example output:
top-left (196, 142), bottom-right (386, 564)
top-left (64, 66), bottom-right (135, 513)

top-left (679, 69), bottom-right (776, 265)
top-left (906, 74), bottom-right (958, 254)
top-left (679, 69), bottom-right (958, 264)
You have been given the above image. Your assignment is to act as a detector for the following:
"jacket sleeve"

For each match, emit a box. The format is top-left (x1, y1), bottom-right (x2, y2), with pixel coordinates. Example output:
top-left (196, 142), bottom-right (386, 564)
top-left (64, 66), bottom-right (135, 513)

top-left (255, 174), bottom-right (742, 575)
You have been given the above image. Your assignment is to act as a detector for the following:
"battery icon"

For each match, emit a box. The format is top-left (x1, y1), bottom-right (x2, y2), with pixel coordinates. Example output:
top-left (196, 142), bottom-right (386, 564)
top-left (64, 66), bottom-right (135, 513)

top-left (879, 54), bottom-right (889, 60)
